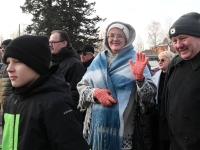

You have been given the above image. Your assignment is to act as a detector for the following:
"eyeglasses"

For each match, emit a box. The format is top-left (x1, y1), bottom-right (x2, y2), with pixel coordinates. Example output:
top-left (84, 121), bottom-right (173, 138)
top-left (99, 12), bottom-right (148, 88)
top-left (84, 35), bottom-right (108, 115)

top-left (79, 52), bottom-right (93, 56)
top-left (107, 35), bottom-right (125, 40)
top-left (157, 59), bottom-right (166, 63)
top-left (49, 40), bottom-right (64, 45)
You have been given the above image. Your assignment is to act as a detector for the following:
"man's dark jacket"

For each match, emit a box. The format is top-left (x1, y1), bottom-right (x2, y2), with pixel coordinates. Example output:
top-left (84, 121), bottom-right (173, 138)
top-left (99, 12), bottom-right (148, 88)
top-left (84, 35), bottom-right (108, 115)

top-left (51, 45), bottom-right (85, 105)
top-left (82, 57), bottom-right (94, 69)
top-left (51, 44), bottom-right (85, 122)
top-left (2, 65), bottom-right (89, 150)
top-left (161, 52), bottom-right (200, 150)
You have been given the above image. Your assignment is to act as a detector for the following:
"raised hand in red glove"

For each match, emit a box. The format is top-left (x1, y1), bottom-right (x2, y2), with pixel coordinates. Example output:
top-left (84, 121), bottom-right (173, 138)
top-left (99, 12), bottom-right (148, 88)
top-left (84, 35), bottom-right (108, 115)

top-left (93, 88), bottom-right (117, 106)
top-left (129, 52), bottom-right (148, 81)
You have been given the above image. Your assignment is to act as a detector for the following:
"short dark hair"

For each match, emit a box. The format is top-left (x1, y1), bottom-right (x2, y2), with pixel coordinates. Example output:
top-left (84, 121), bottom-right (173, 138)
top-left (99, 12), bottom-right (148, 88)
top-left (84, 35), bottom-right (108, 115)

top-left (51, 30), bottom-right (70, 45)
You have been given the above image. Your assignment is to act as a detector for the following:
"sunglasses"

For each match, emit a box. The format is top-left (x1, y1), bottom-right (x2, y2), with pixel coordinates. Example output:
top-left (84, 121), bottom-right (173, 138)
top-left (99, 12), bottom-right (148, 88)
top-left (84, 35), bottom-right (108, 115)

top-left (157, 59), bottom-right (166, 63)
top-left (79, 52), bottom-right (92, 56)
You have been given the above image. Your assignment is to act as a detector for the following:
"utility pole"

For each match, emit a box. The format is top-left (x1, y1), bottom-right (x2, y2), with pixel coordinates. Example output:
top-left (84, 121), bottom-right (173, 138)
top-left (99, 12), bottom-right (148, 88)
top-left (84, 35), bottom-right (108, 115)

top-left (18, 24), bottom-right (29, 37)
top-left (19, 24), bottom-right (20, 36)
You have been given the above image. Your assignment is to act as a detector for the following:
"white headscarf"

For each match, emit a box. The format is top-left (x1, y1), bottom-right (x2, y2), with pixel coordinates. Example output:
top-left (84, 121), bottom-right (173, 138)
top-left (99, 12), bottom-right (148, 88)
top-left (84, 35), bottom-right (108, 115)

top-left (108, 23), bottom-right (130, 39)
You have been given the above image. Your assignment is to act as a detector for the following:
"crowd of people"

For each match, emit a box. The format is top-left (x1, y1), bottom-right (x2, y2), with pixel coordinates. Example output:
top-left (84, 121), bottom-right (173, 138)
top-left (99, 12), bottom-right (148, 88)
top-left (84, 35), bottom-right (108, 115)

top-left (0, 11), bottom-right (199, 150)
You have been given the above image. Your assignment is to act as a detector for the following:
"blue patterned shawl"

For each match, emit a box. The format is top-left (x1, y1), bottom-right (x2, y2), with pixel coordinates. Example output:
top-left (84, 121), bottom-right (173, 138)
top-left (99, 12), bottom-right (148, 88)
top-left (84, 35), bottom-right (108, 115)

top-left (82, 45), bottom-right (151, 149)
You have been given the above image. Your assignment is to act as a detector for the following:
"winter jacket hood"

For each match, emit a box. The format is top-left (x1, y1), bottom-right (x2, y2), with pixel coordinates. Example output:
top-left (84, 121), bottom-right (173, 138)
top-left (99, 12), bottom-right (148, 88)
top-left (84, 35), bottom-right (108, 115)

top-left (51, 44), bottom-right (80, 63)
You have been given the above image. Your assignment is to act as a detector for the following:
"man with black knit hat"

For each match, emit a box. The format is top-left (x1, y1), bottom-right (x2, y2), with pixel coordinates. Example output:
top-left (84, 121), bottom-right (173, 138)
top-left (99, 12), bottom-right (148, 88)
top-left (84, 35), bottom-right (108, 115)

top-left (161, 12), bottom-right (200, 150)
top-left (0, 39), bottom-right (12, 113)
top-left (0, 39), bottom-right (12, 61)
top-left (49, 30), bottom-right (85, 126)
top-left (1, 35), bottom-right (89, 150)
top-left (77, 44), bottom-right (95, 68)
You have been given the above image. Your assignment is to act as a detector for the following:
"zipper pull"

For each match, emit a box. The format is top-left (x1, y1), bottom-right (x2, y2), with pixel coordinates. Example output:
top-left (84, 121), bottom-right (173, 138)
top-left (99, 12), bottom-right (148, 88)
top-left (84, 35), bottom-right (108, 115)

top-left (14, 99), bottom-right (18, 104)
top-left (14, 95), bottom-right (20, 104)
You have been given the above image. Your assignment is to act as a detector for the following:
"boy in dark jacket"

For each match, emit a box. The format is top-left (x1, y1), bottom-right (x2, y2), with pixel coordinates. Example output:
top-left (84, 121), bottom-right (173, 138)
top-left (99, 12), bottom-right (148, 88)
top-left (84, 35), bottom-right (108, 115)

top-left (1, 35), bottom-right (89, 150)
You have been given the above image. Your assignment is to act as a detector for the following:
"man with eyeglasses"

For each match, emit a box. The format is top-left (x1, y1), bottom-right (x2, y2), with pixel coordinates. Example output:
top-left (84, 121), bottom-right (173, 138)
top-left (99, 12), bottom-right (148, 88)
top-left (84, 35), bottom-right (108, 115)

top-left (49, 30), bottom-right (85, 126)
top-left (77, 44), bottom-right (95, 68)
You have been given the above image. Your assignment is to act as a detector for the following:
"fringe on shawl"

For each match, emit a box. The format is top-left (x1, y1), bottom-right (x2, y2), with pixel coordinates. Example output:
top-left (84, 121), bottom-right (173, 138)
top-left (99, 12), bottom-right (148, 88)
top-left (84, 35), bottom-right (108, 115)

top-left (88, 125), bottom-right (122, 150)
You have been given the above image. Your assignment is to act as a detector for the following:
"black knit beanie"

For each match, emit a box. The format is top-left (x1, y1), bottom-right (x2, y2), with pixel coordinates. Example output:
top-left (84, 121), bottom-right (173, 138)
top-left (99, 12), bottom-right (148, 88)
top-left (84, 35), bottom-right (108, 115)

top-left (1, 39), bottom-right (12, 47)
top-left (169, 12), bottom-right (200, 39)
top-left (4, 35), bottom-right (51, 75)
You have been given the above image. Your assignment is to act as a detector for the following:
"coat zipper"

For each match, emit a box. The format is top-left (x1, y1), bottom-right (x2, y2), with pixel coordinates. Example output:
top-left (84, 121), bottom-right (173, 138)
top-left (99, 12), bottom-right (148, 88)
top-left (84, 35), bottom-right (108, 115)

top-left (12, 95), bottom-right (20, 150)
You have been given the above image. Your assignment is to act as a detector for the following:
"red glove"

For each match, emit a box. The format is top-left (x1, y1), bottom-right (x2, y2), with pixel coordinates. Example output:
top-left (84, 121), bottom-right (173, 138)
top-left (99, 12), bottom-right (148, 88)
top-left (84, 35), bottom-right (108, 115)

top-left (93, 88), bottom-right (117, 106)
top-left (129, 52), bottom-right (148, 80)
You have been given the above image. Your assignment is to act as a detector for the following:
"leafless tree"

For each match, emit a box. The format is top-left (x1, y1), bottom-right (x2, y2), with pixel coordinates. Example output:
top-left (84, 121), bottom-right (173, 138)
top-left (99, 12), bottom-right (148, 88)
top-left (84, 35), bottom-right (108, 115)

top-left (0, 36), bottom-right (3, 44)
top-left (163, 17), bottom-right (173, 43)
top-left (95, 26), bottom-right (106, 55)
top-left (147, 21), bottom-right (163, 52)
top-left (8, 24), bottom-right (29, 40)
top-left (10, 30), bottom-right (19, 39)
top-left (134, 34), bottom-right (144, 52)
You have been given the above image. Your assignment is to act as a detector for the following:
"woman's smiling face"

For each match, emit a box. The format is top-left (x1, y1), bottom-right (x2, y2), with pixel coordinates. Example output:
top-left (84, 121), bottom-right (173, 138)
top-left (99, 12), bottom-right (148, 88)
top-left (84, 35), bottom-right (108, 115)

top-left (107, 28), bottom-right (126, 54)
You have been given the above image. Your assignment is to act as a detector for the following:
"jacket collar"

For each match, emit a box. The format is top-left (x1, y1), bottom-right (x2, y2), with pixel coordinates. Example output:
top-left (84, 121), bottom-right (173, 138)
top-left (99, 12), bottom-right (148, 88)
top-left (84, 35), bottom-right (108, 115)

top-left (189, 52), bottom-right (200, 70)
top-left (51, 46), bottom-right (79, 63)
top-left (173, 52), bottom-right (200, 70)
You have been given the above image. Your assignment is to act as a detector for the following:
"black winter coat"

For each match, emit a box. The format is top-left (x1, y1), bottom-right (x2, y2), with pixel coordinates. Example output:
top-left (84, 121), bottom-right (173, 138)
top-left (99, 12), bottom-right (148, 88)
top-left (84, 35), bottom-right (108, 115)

top-left (2, 65), bottom-right (89, 150)
top-left (51, 45), bottom-right (85, 108)
top-left (162, 52), bottom-right (200, 150)
top-left (82, 57), bottom-right (94, 69)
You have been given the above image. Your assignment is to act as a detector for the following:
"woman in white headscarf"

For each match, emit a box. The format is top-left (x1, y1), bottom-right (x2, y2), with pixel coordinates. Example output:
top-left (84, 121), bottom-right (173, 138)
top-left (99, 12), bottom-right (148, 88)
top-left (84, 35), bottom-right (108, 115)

top-left (77, 21), bottom-right (157, 150)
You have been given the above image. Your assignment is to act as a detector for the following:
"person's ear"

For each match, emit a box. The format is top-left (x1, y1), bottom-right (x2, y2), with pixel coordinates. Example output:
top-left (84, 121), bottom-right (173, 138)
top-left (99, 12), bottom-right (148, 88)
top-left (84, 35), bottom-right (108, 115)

top-left (63, 41), bottom-right (68, 47)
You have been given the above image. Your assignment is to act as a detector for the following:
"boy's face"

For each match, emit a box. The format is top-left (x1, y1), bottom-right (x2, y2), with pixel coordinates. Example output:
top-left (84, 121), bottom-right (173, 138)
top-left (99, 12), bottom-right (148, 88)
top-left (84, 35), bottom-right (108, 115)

top-left (6, 57), bottom-right (40, 88)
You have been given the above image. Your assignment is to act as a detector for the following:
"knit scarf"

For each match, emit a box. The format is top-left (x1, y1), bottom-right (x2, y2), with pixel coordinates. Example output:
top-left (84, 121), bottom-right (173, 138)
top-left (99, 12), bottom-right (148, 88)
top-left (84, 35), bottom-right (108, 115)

top-left (83, 45), bottom-right (141, 149)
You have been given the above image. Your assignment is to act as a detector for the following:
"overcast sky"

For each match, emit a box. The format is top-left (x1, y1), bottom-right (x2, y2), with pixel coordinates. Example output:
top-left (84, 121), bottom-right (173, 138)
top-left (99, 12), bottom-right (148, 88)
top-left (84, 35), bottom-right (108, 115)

top-left (91, 0), bottom-right (200, 48)
top-left (0, 0), bottom-right (31, 39)
top-left (0, 0), bottom-right (199, 48)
